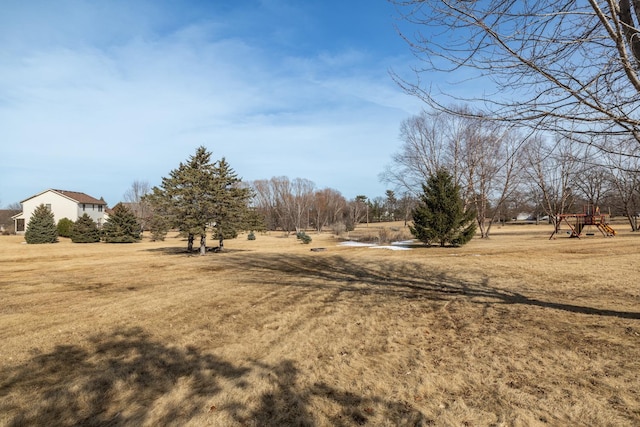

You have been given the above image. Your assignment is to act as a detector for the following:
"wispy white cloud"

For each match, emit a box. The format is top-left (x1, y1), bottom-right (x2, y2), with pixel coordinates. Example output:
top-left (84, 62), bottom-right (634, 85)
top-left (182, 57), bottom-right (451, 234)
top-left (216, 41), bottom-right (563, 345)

top-left (0, 1), bottom-right (420, 206)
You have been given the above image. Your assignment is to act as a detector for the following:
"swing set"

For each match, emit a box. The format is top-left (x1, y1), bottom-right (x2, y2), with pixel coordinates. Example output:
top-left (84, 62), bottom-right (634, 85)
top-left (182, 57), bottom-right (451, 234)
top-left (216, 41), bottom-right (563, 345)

top-left (549, 204), bottom-right (616, 239)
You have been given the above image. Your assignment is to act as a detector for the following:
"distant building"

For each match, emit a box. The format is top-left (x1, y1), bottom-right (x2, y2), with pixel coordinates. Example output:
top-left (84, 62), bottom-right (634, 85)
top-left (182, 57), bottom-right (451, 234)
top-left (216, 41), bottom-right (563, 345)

top-left (515, 212), bottom-right (533, 221)
top-left (0, 209), bottom-right (21, 234)
top-left (12, 189), bottom-right (109, 234)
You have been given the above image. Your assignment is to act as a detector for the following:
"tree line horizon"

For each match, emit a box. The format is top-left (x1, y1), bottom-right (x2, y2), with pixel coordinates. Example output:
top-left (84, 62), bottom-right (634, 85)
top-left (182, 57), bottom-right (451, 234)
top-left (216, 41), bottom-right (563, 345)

top-left (15, 110), bottom-right (640, 249)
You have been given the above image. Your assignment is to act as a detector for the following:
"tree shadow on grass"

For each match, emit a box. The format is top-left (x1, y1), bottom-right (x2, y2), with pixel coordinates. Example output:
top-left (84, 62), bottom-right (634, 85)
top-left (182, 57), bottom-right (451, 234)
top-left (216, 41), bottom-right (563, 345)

top-left (0, 327), bottom-right (250, 426)
top-left (225, 253), bottom-right (640, 320)
top-left (241, 360), bottom-right (427, 427)
top-left (0, 328), bottom-right (427, 426)
top-left (145, 246), bottom-right (249, 256)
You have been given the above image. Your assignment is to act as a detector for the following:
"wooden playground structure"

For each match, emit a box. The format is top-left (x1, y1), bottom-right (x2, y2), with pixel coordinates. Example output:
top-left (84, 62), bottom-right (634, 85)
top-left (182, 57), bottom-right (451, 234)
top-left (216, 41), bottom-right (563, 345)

top-left (549, 205), bottom-right (616, 239)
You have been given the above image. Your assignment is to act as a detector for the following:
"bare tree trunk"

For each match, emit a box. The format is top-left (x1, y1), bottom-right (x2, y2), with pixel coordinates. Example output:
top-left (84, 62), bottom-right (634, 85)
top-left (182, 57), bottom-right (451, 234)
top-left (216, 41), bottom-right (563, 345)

top-left (187, 233), bottom-right (194, 252)
top-left (123, 180), bottom-right (151, 231)
top-left (619, 0), bottom-right (640, 65)
top-left (603, 139), bottom-right (640, 231)
top-left (624, 206), bottom-right (639, 231)
top-left (200, 234), bottom-right (206, 256)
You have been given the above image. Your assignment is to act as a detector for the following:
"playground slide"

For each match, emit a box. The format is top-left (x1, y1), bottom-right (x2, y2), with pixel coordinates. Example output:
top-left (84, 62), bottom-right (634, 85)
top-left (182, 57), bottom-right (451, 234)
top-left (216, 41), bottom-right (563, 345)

top-left (597, 223), bottom-right (617, 236)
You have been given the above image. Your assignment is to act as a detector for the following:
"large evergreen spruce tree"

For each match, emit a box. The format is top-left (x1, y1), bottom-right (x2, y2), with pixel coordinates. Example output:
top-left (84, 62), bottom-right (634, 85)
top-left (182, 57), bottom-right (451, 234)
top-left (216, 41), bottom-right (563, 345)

top-left (102, 203), bottom-right (141, 243)
top-left (71, 213), bottom-right (101, 243)
top-left (146, 146), bottom-right (252, 255)
top-left (410, 168), bottom-right (476, 247)
top-left (25, 204), bottom-right (58, 244)
top-left (146, 146), bottom-right (215, 254)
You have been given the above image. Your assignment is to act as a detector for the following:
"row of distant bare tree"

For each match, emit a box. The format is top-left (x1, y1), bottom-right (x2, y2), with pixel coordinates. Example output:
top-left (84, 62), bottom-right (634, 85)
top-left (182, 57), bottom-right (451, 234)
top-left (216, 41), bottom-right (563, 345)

top-left (251, 177), bottom-right (374, 234)
top-left (381, 108), bottom-right (640, 237)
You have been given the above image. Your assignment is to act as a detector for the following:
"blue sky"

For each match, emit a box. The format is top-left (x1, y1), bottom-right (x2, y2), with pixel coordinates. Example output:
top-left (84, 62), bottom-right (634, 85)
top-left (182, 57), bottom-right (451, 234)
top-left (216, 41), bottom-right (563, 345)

top-left (0, 0), bottom-right (424, 207)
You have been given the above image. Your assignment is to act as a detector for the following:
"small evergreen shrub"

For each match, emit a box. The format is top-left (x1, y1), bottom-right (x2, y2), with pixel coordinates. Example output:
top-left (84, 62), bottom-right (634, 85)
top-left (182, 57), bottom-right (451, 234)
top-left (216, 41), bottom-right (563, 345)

top-left (57, 218), bottom-right (74, 238)
top-left (296, 231), bottom-right (312, 244)
top-left (102, 203), bottom-right (141, 243)
top-left (247, 231), bottom-right (256, 240)
top-left (410, 168), bottom-right (476, 247)
top-left (25, 204), bottom-right (58, 244)
top-left (71, 213), bottom-right (100, 243)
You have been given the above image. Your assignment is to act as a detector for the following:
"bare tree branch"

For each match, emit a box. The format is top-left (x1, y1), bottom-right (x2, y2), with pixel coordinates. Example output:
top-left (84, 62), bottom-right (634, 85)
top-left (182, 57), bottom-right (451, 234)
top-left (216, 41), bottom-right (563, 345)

top-left (390, 0), bottom-right (640, 148)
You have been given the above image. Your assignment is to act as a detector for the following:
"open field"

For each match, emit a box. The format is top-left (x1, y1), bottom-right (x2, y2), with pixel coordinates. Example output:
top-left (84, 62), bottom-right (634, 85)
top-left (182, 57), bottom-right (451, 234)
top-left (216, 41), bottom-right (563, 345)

top-left (1, 223), bottom-right (639, 426)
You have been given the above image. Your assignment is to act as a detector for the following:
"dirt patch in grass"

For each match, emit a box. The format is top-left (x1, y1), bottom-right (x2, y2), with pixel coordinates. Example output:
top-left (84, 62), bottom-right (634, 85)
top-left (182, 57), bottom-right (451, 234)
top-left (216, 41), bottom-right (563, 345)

top-left (1, 224), bottom-right (639, 426)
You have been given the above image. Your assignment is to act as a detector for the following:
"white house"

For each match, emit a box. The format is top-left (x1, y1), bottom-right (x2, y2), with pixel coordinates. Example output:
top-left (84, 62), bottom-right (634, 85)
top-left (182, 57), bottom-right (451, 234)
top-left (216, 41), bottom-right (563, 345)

top-left (12, 189), bottom-right (109, 233)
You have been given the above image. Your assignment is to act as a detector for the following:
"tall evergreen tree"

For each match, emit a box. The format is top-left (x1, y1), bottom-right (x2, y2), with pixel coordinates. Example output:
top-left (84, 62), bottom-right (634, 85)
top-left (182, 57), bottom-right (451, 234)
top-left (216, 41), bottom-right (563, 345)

top-left (410, 168), bottom-right (476, 247)
top-left (146, 146), bottom-right (252, 255)
top-left (25, 204), bottom-right (58, 244)
top-left (102, 203), bottom-right (141, 243)
top-left (210, 158), bottom-right (252, 250)
top-left (146, 146), bottom-right (216, 254)
top-left (71, 213), bottom-right (101, 243)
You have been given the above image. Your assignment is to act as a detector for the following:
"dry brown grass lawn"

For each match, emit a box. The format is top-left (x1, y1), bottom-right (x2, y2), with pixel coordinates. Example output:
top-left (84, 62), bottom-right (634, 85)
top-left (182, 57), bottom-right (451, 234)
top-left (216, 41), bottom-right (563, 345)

top-left (1, 223), bottom-right (639, 426)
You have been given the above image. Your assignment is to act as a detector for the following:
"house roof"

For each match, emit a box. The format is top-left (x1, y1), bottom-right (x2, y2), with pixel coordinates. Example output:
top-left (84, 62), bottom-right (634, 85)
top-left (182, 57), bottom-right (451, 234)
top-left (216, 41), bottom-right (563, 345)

top-left (22, 189), bottom-right (107, 205)
top-left (53, 189), bottom-right (106, 205)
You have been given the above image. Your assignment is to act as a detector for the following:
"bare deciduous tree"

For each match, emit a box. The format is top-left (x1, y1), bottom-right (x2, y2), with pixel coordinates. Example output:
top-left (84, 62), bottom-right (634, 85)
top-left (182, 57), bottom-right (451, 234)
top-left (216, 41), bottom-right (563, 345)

top-left (250, 177), bottom-right (317, 234)
top-left (391, 0), bottom-right (640, 152)
top-left (397, 192), bottom-right (417, 226)
top-left (251, 179), bottom-right (278, 230)
top-left (573, 147), bottom-right (612, 208)
top-left (461, 121), bottom-right (524, 238)
top-left (602, 139), bottom-right (640, 230)
top-left (381, 109), bottom-right (469, 194)
top-left (523, 136), bottom-right (582, 227)
top-left (270, 176), bottom-right (296, 233)
top-left (123, 180), bottom-right (151, 231)
top-left (291, 178), bottom-right (316, 232)
top-left (383, 108), bottom-right (524, 238)
top-left (311, 188), bottom-right (346, 233)
top-left (350, 195), bottom-right (368, 228)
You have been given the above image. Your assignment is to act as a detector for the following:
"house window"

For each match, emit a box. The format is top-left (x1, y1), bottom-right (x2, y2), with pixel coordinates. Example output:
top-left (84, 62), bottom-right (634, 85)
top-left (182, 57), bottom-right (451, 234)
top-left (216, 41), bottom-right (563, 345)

top-left (97, 218), bottom-right (102, 227)
top-left (82, 204), bottom-right (86, 211)
top-left (98, 205), bottom-right (103, 212)
top-left (46, 204), bottom-right (51, 210)
top-left (16, 219), bottom-right (25, 232)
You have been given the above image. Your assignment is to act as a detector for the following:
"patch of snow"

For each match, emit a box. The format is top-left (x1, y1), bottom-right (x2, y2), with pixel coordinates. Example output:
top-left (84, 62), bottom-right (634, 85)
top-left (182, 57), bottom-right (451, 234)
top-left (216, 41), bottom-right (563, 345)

top-left (338, 241), bottom-right (376, 247)
top-left (338, 241), bottom-right (413, 250)
top-left (391, 240), bottom-right (415, 246)
top-left (369, 245), bottom-right (412, 251)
